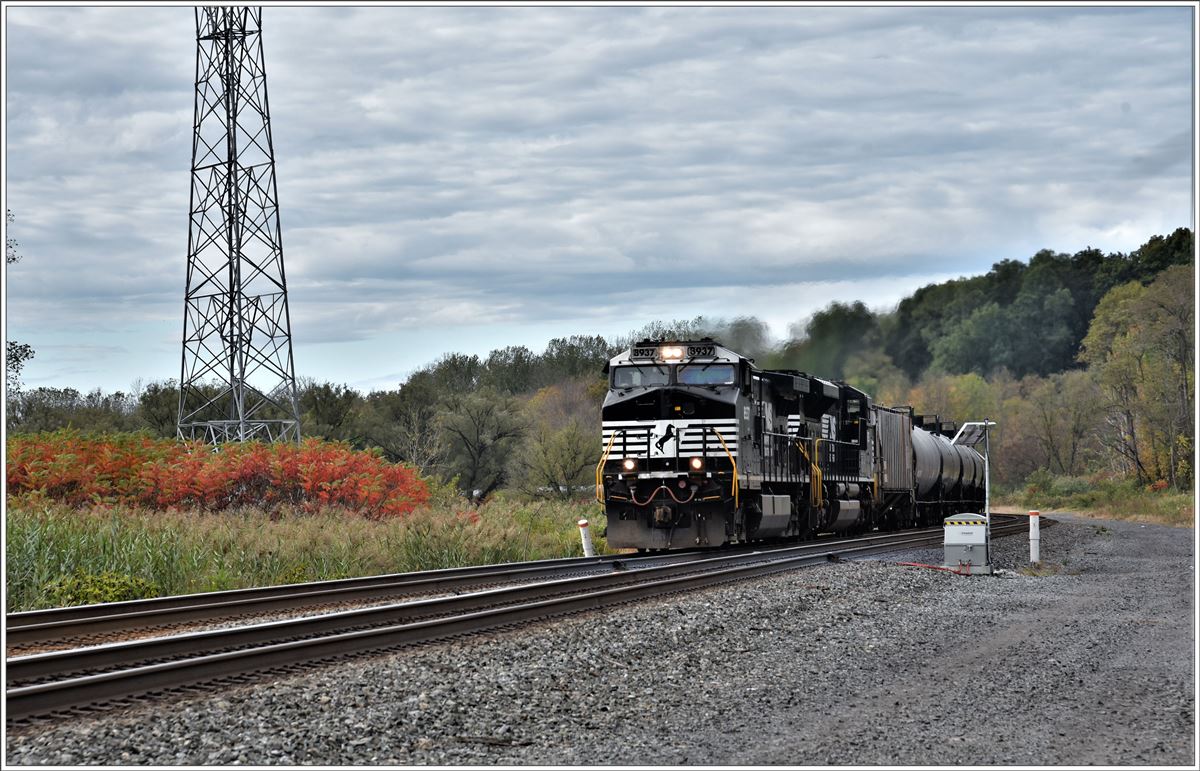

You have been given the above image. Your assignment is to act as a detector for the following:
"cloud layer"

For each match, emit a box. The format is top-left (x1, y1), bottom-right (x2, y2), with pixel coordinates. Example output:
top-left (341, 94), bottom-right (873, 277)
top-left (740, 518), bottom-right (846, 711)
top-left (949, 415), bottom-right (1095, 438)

top-left (4, 6), bottom-right (1192, 391)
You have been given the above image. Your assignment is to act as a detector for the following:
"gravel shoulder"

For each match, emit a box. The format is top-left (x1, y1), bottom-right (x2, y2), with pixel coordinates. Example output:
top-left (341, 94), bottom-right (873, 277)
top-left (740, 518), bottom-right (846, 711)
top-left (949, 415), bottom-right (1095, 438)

top-left (6, 514), bottom-right (1194, 766)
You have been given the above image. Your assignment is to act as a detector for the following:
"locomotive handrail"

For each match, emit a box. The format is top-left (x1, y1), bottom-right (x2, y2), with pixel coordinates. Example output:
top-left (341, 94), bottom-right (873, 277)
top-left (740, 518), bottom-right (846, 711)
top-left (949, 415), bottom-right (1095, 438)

top-left (816, 437), bottom-right (861, 478)
top-left (761, 430), bottom-right (801, 486)
top-left (815, 438), bottom-right (824, 508)
top-left (596, 429), bottom-right (622, 503)
top-left (706, 427), bottom-right (738, 510)
top-left (795, 437), bottom-right (824, 510)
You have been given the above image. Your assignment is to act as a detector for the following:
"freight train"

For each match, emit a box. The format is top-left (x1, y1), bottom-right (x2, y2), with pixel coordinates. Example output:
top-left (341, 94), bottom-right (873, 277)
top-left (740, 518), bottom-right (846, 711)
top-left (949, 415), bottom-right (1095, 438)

top-left (596, 339), bottom-right (986, 550)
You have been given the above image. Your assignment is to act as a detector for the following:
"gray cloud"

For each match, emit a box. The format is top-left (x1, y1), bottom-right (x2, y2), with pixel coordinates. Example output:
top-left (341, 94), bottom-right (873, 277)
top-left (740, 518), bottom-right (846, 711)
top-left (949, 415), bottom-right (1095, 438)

top-left (4, 5), bottom-right (1192, 390)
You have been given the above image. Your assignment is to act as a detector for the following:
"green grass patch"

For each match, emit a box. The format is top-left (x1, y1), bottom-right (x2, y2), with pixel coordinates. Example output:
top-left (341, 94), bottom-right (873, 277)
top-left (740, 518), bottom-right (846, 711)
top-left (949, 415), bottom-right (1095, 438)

top-left (5, 494), bottom-right (609, 612)
top-left (999, 469), bottom-right (1193, 528)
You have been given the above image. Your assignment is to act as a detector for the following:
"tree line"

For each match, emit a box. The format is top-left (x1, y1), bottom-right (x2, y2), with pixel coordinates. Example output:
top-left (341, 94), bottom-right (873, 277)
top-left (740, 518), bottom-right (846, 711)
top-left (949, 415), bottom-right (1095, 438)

top-left (6, 228), bottom-right (1193, 498)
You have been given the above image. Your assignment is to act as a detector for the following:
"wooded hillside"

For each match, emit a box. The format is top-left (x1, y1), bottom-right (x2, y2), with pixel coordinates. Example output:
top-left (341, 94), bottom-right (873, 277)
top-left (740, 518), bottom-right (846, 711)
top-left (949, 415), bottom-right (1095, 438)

top-left (7, 228), bottom-right (1193, 498)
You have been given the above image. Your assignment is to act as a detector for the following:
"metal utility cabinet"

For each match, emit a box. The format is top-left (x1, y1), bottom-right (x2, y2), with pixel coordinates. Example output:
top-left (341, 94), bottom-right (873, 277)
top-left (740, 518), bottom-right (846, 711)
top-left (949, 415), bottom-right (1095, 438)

top-left (943, 513), bottom-right (992, 575)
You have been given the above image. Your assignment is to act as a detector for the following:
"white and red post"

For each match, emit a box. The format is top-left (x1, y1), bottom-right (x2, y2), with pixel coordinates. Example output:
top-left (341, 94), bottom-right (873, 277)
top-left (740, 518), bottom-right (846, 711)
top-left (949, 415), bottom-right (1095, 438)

top-left (1029, 510), bottom-right (1041, 564)
top-left (578, 519), bottom-right (596, 558)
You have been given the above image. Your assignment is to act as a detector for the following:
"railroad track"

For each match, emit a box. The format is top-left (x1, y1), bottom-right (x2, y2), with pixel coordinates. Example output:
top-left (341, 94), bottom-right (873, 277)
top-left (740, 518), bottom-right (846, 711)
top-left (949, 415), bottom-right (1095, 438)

top-left (6, 515), bottom-right (1038, 723)
top-left (6, 549), bottom-right (715, 653)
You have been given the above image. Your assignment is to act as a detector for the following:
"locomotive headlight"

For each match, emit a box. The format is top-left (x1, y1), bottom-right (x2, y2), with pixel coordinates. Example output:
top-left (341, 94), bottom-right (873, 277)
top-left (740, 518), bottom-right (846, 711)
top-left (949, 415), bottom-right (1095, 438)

top-left (661, 345), bottom-right (684, 360)
top-left (689, 456), bottom-right (704, 471)
top-left (622, 458), bottom-right (637, 472)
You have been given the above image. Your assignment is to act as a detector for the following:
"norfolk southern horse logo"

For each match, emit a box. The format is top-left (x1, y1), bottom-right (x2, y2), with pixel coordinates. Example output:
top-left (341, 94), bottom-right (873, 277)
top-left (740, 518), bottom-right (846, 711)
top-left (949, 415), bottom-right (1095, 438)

top-left (653, 425), bottom-right (677, 454)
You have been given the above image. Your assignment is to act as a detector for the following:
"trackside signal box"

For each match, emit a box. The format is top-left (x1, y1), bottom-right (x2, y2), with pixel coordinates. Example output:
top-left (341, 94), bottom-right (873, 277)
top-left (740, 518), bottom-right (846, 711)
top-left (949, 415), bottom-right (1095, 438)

top-left (944, 513), bottom-right (992, 575)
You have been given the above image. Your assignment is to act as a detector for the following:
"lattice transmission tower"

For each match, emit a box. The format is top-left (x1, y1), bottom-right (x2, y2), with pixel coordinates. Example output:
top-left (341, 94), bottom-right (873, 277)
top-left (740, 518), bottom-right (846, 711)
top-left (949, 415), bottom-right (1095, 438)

top-left (178, 6), bottom-right (301, 443)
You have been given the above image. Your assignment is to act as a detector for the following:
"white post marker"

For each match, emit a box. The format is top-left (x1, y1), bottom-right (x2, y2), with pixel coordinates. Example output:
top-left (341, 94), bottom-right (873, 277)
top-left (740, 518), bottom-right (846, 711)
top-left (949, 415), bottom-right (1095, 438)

top-left (1030, 510), bottom-right (1041, 564)
top-left (983, 426), bottom-right (991, 564)
top-left (578, 519), bottom-right (596, 558)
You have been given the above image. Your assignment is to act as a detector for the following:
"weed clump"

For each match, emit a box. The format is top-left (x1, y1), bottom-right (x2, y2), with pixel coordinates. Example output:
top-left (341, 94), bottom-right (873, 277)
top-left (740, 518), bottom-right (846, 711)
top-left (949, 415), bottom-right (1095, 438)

top-left (42, 570), bottom-right (158, 607)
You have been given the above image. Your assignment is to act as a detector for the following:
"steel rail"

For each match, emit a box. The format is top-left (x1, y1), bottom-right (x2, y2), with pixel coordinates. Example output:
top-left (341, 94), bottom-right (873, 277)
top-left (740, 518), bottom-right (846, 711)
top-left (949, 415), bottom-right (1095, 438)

top-left (6, 551), bottom-right (692, 626)
top-left (4, 550), bottom-right (715, 646)
top-left (5, 518), bottom-right (1033, 720)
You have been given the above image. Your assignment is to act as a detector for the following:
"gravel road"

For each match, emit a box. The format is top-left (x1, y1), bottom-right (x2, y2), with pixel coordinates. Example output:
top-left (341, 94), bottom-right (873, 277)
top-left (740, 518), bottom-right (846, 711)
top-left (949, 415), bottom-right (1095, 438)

top-left (6, 513), bottom-right (1194, 766)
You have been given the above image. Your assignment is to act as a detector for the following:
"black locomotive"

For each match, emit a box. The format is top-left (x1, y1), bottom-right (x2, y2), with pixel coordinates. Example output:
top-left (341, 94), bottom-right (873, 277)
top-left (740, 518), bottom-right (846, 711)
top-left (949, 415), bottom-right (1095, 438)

top-left (597, 339), bottom-right (986, 550)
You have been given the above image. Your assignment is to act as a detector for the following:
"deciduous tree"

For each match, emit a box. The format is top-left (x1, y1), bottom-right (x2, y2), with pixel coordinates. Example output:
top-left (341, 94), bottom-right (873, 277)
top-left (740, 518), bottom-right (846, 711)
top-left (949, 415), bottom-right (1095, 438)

top-left (1076, 270), bottom-right (1195, 486)
top-left (438, 388), bottom-right (524, 502)
top-left (353, 376), bottom-right (447, 477)
top-left (297, 378), bottom-right (360, 441)
top-left (508, 379), bottom-right (599, 499)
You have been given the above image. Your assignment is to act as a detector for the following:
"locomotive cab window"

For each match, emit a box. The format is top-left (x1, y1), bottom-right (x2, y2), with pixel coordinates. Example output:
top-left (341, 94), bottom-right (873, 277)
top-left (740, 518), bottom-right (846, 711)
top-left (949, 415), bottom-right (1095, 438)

top-left (677, 363), bottom-right (736, 386)
top-left (612, 364), bottom-right (671, 389)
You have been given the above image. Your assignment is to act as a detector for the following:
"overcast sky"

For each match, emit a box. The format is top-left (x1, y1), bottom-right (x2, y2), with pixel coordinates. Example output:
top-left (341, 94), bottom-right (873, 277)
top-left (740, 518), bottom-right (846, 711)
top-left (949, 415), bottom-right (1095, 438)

top-left (4, 4), bottom-right (1194, 393)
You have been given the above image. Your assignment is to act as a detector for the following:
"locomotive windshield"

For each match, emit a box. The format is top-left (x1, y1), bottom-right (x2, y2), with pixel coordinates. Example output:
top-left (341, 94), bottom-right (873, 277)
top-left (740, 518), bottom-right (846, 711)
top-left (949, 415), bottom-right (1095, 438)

top-left (677, 363), bottom-right (736, 386)
top-left (612, 364), bottom-right (670, 389)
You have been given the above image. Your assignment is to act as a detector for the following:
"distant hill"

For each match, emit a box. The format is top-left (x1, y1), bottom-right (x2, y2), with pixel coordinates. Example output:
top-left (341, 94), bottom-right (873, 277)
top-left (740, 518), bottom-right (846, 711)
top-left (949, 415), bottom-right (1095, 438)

top-left (883, 227), bottom-right (1193, 379)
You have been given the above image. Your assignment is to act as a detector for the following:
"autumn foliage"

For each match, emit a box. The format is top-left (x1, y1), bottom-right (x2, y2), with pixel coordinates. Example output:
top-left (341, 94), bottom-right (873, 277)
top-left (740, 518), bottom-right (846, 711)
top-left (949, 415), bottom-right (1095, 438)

top-left (6, 432), bottom-right (429, 518)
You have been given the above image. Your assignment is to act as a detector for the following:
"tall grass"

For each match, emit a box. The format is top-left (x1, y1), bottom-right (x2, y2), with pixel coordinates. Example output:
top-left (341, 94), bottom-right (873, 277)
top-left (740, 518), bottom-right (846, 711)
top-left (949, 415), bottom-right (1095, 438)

top-left (5, 495), bottom-right (608, 612)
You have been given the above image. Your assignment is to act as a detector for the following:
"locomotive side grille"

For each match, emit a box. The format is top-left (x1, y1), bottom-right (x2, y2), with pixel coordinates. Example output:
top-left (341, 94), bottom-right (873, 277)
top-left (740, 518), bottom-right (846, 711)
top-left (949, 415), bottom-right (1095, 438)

top-left (678, 424), bottom-right (738, 454)
top-left (602, 419), bottom-right (738, 458)
top-left (788, 414), bottom-right (837, 439)
top-left (599, 424), bottom-right (651, 456)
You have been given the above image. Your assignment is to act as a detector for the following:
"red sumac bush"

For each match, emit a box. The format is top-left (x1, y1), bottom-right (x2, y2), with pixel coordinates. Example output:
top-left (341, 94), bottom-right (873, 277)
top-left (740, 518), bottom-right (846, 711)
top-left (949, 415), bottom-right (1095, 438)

top-left (6, 431), bottom-right (429, 518)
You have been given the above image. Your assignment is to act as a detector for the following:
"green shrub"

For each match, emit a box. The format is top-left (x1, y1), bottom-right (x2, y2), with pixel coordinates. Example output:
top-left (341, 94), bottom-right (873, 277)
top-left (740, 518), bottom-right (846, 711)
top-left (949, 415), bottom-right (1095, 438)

top-left (1004, 470), bottom-right (1192, 527)
top-left (1048, 476), bottom-right (1093, 498)
top-left (1023, 467), bottom-right (1055, 497)
top-left (42, 570), bottom-right (158, 607)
